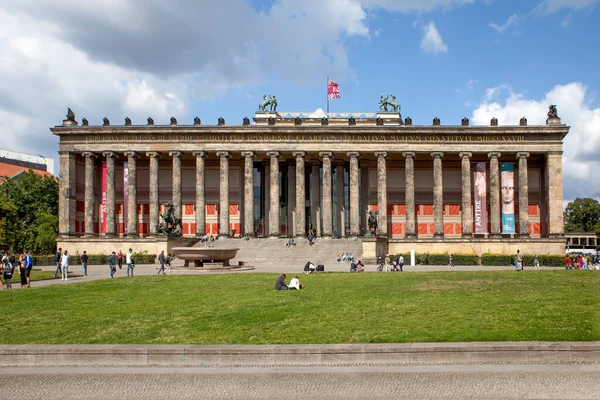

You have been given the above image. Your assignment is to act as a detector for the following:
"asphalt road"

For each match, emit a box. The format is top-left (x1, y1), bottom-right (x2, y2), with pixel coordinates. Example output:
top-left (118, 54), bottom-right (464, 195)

top-left (1, 362), bottom-right (599, 399)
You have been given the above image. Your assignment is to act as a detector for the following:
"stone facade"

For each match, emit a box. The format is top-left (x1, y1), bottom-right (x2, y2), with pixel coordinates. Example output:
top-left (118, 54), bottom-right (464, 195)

top-left (52, 113), bottom-right (569, 256)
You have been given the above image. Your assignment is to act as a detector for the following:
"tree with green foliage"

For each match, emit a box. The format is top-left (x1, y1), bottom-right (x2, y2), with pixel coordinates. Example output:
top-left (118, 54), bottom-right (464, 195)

top-left (0, 170), bottom-right (59, 254)
top-left (564, 198), bottom-right (600, 235)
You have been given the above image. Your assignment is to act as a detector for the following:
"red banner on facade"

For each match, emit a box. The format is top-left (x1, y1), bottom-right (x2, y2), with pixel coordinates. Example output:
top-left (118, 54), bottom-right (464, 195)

top-left (101, 161), bottom-right (107, 234)
top-left (474, 162), bottom-right (487, 234)
top-left (328, 80), bottom-right (340, 100)
top-left (123, 162), bottom-right (128, 234)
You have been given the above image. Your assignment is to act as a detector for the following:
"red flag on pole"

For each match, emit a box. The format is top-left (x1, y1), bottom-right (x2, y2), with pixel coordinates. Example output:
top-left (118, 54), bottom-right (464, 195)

top-left (328, 80), bottom-right (340, 100)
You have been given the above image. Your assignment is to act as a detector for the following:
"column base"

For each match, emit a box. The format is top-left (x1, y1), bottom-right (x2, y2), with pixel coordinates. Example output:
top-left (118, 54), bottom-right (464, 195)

top-left (461, 233), bottom-right (473, 238)
top-left (404, 233), bottom-right (417, 239)
top-left (489, 233), bottom-right (502, 239)
top-left (518, 233), bottom-right (530, 238)
top-left (433, 233), bottom-right (445, 238)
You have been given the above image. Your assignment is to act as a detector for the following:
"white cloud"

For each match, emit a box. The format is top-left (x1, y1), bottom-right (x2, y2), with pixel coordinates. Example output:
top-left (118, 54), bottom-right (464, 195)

top-left (420, 22), bottom-right (448, 54)
top-left (361, 0), bottom-right (474, 13)
top-left (534, 0), bottom-right (597, 14)
top-left (489, 14), bottom-right (519, 33)
top-left (472, 83), bottom-right (600, 201)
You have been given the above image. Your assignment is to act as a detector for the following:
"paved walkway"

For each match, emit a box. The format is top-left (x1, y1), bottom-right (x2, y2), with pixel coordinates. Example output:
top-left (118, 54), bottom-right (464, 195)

top-left (6, 262), bottom-right (571, 290)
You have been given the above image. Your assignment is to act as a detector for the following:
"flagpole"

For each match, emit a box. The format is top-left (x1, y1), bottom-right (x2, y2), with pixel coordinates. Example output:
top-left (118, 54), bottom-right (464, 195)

top-left (326, 76), bottom-right (329, 116)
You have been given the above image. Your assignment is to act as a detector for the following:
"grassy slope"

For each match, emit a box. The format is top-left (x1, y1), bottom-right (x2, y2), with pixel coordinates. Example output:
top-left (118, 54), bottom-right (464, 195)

top-left (0, 271), bottom-right (598, 344)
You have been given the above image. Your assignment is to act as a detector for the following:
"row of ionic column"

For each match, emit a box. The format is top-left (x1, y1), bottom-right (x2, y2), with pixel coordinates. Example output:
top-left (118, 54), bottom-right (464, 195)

top-left (76, 150), bottom-right (533, 238)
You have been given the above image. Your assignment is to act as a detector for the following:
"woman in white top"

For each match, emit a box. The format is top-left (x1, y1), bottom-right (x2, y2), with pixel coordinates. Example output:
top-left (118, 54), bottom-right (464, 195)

top-left (288, 276), bottom-right (304, 290)
top-left (61, 250), bottom-right (70, 281)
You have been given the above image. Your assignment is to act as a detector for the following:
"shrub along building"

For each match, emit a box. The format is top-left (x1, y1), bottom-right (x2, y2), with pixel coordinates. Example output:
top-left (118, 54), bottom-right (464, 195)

top-left (52, 104), bottom-right (568, 259)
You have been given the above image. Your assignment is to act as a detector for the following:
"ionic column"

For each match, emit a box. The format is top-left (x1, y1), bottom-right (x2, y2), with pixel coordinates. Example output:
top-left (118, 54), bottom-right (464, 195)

top-left (241, 151), bottom-right (254, 237)
top-left (546, 151), bottom-right (564, 237)
top-left (431, 152), bottom-right (444, 237)
top-left (320, 152), bottom-right (333, 237)
top-left (124, 151), bottom-right (138, 237)
top-left (58, 151), bottom-right (76, 237)
top-left (287, 160), bottom-right (296, 237)
top-left (169, 151), bottom-right (183, 221)
top-left (335, 160), bottom-right (345, 237)
top-left (310, 161), bottom-right (321, 233)
top-left (216, 151), bottom-right (230, 236)
top-left (375, 151), bottom-right (388, 236)
top-left (267, 151), bottom-right (280, 236)
top-left (459, 152), bottom-right (473, 237)
top-left (402, 152), bottom-right (416, 238)
top-left (347, 152), bottom-right (360, 236)
top-left (102, 151), bottom-right (116, 237)
top-left (82, 152), bottom-right (96, 237)
top-left (488, 152), bottom-right (501, 237)
top-left (146, 152), bottom-right (161, 236)
top-left (193, 151), bottom-right (206, 237)
top-left (517, 152), bottom-right (530, 237)
top-left (264, 160), bottom-right (270, 235)
top-left (293, 152), bottom-right (306, 237)
top-left (360, 163), bottom-right (368, 233)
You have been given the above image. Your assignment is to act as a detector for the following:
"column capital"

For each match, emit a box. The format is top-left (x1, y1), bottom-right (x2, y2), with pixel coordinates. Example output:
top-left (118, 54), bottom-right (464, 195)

top-left (81, 152), bottom-right (97, 159)
top-left (487, 152), bottom-right (501, 159)
top-left (169, 151), bottom-right (183, 158)
top-left (516, 152), bottom-right (530, 159)
top-left (346, 151), bottom-right (360, 159)
top-left (319, 151), bottom-right (333, 158)
top-left (102, 151), bottom-right (116, 158)
top-left (402, 152), bottom-right (415, 159)
top-left (192, 151), bottom-right (207, 158)
top-left (374, 151), bottom-right (387, 158)
top-left (216, 151), bottom-right (230, 158)
top-left (266, 151), bottom-right (280, 158)
top-left (240, 151), bottom-right (254, 158)
top-left (459, 152), bottom-right (472, 159)
top-left (123, 151), bottom-right (138, 159)
top-left (430, 152), bottom-right (444, 159)
top-left (293, 151), bottom-right (306, 158)
top-left (146, 151), bottom-right (162, 158)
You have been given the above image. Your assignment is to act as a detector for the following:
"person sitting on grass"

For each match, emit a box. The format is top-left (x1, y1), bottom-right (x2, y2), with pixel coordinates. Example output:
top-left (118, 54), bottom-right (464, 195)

top-left (275, 274), bottom-right (288, 290)
top-left (288, 276), bottom-right (305, 290)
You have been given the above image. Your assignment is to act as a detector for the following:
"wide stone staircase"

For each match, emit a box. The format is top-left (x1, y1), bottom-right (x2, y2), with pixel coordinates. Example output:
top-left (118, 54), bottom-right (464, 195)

top-left (184, 237), bottom-right (363, 271)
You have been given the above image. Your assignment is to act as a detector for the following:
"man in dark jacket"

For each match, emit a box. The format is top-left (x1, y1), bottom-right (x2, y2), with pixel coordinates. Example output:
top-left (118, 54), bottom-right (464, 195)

top-left (157, 251), bottom-right (166, 275)
top-left (80, 251), bottom-right (89, 276)
top-left (275, 274), bottom-right (288, 290)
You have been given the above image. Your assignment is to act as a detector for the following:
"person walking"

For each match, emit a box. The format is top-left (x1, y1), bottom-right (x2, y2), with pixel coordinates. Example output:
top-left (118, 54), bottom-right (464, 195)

top-left (61, 250), bottom-right (69, 281)
top-left (23, 250), bottom-right (33, 287)
top-left (53, 247), bottom-right (62, 278)
top-left (117, 250), bottom-right (123, 270)
top-left (2, 257), bottom-right (13, 289)
top-left (533, 254), bottom-right (540, 271)
top-left (126, 248), bottom-right (134, 276)
top-left (80, 250), bottom-right (89, 276)
top-left (515, 250), bottom-right (523, 271)
top-left (450, 254), bottom-right (455, 271)
top-left (108, 251), bottom-right (116, 278)
top-left (165, 254), bottom-right (172, 274)
top-left (157, 251), bottom-right (166, 275)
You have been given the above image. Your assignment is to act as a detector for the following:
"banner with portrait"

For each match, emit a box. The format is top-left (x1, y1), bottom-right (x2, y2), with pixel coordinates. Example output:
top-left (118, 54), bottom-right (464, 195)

top-left (101, 161), bottom-right (107, 234)
top-left (500, 163), bottom-right (515, 234)
top-left (473, 162), bottom-right (487, 234)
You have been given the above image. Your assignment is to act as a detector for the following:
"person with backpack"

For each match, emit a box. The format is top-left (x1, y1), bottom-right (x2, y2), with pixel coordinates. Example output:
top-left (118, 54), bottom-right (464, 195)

top-left (53, 247), bottom-right (62, 278)
top-left (109, 251), bottom-right (116, 278)
top-left (80, 250), bottom-right (89, 276)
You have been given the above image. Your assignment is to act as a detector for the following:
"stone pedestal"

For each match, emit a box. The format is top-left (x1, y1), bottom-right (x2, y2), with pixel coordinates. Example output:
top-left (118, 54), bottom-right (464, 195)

top-left (546, 117), bottom-right (562, 125)
top-left (376, 112), bottom-right (402, 125)
top-left (254, 112), bottom-right (280, 125)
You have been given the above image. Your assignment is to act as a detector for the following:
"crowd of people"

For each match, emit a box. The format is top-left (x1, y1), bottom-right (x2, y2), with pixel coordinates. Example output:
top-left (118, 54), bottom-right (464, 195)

top-left (1, 250), bottom-right (33, 289)
top-left (563, 254), bottom-right (600, 270)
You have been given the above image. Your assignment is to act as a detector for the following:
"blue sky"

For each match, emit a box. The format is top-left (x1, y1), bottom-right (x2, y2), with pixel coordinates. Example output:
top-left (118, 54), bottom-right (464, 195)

top-left (0, 0), bottom-right (598, 202)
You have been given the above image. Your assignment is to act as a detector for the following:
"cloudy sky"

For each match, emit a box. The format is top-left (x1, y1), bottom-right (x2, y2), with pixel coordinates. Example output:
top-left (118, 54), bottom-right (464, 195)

top-left (0, 0), bottom-right (598, 202)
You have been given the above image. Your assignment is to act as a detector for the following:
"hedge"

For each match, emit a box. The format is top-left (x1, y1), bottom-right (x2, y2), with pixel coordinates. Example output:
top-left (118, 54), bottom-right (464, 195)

top-left (384, 253), bottom-right (565, 267)
top-left (387, 253), bottom-right (478, 266)
top-left (32, 253), bottom-right (156, 266)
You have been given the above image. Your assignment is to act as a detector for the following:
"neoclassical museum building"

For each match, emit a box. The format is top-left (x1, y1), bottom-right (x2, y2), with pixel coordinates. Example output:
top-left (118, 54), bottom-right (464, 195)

top-left (53, 108), bottom-right (568, 257)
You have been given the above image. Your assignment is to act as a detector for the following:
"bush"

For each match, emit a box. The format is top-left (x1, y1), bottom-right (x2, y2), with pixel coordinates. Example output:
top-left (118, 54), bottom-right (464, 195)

top-left (32, 253), bottom-right (155, 266)
top-left (481, 254), bottom-right (513, 266)
top-left (452, 254), bottom-right (480, 266)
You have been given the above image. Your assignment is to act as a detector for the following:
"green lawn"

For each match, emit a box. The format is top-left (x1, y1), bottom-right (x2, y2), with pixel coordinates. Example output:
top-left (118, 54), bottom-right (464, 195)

top-left (1, 271), bottom-right (598, 344)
